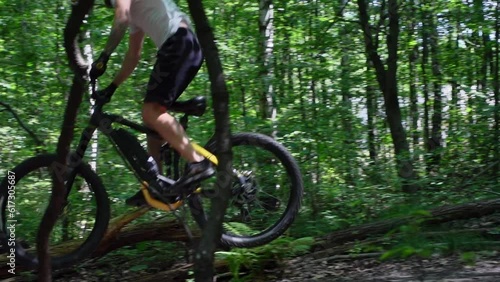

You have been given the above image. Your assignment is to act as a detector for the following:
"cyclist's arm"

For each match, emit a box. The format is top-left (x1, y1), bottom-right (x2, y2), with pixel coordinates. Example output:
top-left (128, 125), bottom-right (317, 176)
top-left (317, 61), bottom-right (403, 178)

top-left (112, 29), bottom-right (145, 86)
top-left (103, 0), bottom-right (131, 56)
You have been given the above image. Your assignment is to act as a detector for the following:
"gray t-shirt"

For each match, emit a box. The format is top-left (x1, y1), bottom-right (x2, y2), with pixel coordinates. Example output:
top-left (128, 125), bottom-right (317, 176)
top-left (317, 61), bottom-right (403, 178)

top-left (129, 0), bottom-right (192, 48)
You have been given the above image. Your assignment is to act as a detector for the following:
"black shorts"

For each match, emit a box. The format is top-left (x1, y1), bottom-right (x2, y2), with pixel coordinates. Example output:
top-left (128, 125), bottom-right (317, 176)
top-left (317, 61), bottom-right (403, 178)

top-left (144, 27), bottom-right (203, 108)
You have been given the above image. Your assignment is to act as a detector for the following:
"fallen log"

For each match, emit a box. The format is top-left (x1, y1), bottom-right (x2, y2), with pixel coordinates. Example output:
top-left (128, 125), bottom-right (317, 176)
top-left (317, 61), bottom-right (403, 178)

top-left (0, 208), bottom-right (201, 278)
top-left (313, 198), bottom-right (500, 251)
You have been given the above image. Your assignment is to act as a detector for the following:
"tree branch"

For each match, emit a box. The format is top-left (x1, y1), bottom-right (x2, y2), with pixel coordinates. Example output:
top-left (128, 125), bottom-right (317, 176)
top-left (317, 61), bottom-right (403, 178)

top-left (0, 101), bottom-right (44, 149)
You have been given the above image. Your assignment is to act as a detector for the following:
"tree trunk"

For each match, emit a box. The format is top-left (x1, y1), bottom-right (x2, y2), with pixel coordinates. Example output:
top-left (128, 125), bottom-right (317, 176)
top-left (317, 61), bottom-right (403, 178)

top-left (429, 5), bottom-right (443, 172)
top-left (409, 48), bottom-right (419, 159)
top-left (407, 0), bottom-right (419, 160)
top-left (339, 0), bottom-right (356, 186)
top-left (494, 0), bottom-right (500, 179)
top-left (257, 0), bottom-right (275, 121)
top-left (37, 1), bottom-right (93, 280)
top-left (357, 0), bottom-right (419, 192)
top-left (366, 60), bottom-right (378, 165)
top-left (84, 32), bottom-right (99, 172)
top-left (186, 1), bottom-right (233, 281)
top-left (449, 6), bottom-right (461, 134)
top-left (420, 3), bottom-right (431, 173)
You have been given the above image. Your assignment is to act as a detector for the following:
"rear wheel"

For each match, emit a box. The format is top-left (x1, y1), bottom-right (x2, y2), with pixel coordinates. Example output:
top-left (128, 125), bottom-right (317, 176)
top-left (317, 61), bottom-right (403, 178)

top-left (0, 154), bottom-right (110, 269)
top-left (189, 133), bottom-right (303, 248)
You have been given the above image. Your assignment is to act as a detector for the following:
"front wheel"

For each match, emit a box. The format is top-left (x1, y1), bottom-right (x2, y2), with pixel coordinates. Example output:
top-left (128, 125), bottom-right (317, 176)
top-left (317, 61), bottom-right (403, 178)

top-left (0, 154), bottom-right (110, 269)
top-left (189, 133), bottom-right (303, 248)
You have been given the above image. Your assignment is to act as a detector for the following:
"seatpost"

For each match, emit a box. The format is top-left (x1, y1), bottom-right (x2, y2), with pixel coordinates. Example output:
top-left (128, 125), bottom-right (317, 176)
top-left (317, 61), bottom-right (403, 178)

top-left (179, 114), bottom-right (189, 130)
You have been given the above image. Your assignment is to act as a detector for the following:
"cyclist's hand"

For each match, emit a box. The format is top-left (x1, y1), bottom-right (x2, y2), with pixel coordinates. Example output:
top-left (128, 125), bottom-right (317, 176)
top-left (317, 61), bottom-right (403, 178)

top-left (89, 52), bottom-right (110, 80)
top-left (91, 83), bottom-right (117, 103)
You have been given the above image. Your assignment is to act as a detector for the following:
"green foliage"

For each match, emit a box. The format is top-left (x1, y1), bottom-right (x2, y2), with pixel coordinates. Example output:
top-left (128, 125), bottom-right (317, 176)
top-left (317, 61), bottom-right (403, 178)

top-left (216, 236), bottom-right (314, 280)
top-left (379, 213), bottom-right (495, 262)
top-left (380, 210), bottom-right (435, 260)
top-left (460, 252), bottom-right (477, 265)
top-left (1, 0), bottom-right (499, 274)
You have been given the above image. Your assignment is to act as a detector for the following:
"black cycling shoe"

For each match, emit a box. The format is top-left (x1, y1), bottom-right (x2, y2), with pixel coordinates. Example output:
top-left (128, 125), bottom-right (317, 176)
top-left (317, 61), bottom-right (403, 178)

top-left (126, 158), bottom-right (214, 206)
top-left (125, 156), bottom-right (176, 206)
top-left (163, 158), bottom-right (215, 196)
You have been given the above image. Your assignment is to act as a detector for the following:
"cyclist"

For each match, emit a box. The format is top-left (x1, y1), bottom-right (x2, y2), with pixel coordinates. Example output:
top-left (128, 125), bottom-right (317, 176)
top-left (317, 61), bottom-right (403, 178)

top-left (90, 0), bottom-right (214, 204)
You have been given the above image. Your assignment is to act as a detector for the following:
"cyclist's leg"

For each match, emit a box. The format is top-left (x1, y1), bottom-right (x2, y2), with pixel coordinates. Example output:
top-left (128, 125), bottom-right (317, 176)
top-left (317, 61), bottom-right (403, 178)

top-left (142, 25), bottom-right (203, 161)
top-left (143, 104), bottom-right (201, 163)
top-left (128, 26), bottom-right (204, 206)
top-left (142, 26), bottom-right (213, 191)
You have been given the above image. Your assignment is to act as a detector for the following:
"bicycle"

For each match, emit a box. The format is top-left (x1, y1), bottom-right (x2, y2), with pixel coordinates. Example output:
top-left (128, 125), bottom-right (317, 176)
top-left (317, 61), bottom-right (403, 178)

top-left (0, 79), bottom-right (303, 269)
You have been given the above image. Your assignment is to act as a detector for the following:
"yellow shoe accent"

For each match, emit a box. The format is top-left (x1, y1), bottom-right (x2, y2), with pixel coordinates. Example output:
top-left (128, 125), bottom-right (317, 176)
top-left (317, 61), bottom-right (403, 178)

top-left (141, 182), bottom-right (182, 211)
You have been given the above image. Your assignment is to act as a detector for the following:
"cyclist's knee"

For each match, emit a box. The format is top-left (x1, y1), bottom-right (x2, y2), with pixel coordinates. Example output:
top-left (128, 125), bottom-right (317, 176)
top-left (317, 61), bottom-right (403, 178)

top-left (142, 102), bottom-right (167, 122)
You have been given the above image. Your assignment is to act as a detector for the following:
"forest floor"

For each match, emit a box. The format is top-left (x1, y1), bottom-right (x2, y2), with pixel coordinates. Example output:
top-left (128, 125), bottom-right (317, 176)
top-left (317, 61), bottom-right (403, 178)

top-left (273, 252), bottom-right (500, 282)
top-left (5, 215), bottom-right (500, 281)
top-left (29, 249), bottom-right (500, 281)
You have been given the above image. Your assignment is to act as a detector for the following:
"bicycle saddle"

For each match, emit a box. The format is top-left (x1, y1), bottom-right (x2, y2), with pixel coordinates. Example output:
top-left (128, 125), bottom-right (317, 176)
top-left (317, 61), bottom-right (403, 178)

top-left (170, 96), bottom-right (207, 116)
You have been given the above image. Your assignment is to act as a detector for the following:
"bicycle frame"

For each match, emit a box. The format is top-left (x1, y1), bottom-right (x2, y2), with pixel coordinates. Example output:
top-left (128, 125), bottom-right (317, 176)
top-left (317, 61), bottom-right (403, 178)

top-left (66, 91), bottom-right (218, 211)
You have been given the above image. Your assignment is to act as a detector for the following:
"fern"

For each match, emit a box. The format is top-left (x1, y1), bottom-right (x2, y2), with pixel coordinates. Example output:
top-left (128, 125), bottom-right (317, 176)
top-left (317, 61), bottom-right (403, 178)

top-left (216, 236), bottom-right (314, 279)
top-left (223, 222), bottom-right (256, 236)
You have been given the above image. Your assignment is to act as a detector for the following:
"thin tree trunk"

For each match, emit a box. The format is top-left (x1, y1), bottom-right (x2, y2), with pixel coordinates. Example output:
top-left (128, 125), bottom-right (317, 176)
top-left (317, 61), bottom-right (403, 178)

top-left (83, 32), bottom-right (99, 172)
top-left (475, 0), bottom-right (491, 93)
top-left (257, 0), bottom-right (275, 122)
top-left (296, 64), bottom-right (318, 216)
top-left (366, 60), bottom-right (377, 165)
top-left (429, 8), bottom-right (443, 171)
top-left (407, 1), bottom-right (419, 159)
top-left (494, 0), bottom-right (500, 180)
top-left (449, 5), bottom-right (462, 133)
top-left (357, 0), bottom-right (419, 192)
top-left (339, 0), bottom-right (356, 186)
top-left (186, 1), bottom-right (233, 281)
top-left (37, 1), bottom-right (94, 280)
top-left (420, 3), bottom-right (431, 174)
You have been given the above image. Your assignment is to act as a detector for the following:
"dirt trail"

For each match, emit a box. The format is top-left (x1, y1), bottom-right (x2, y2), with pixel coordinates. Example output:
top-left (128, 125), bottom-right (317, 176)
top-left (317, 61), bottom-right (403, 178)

top-left (273, 253), bottom-right (500, 281)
